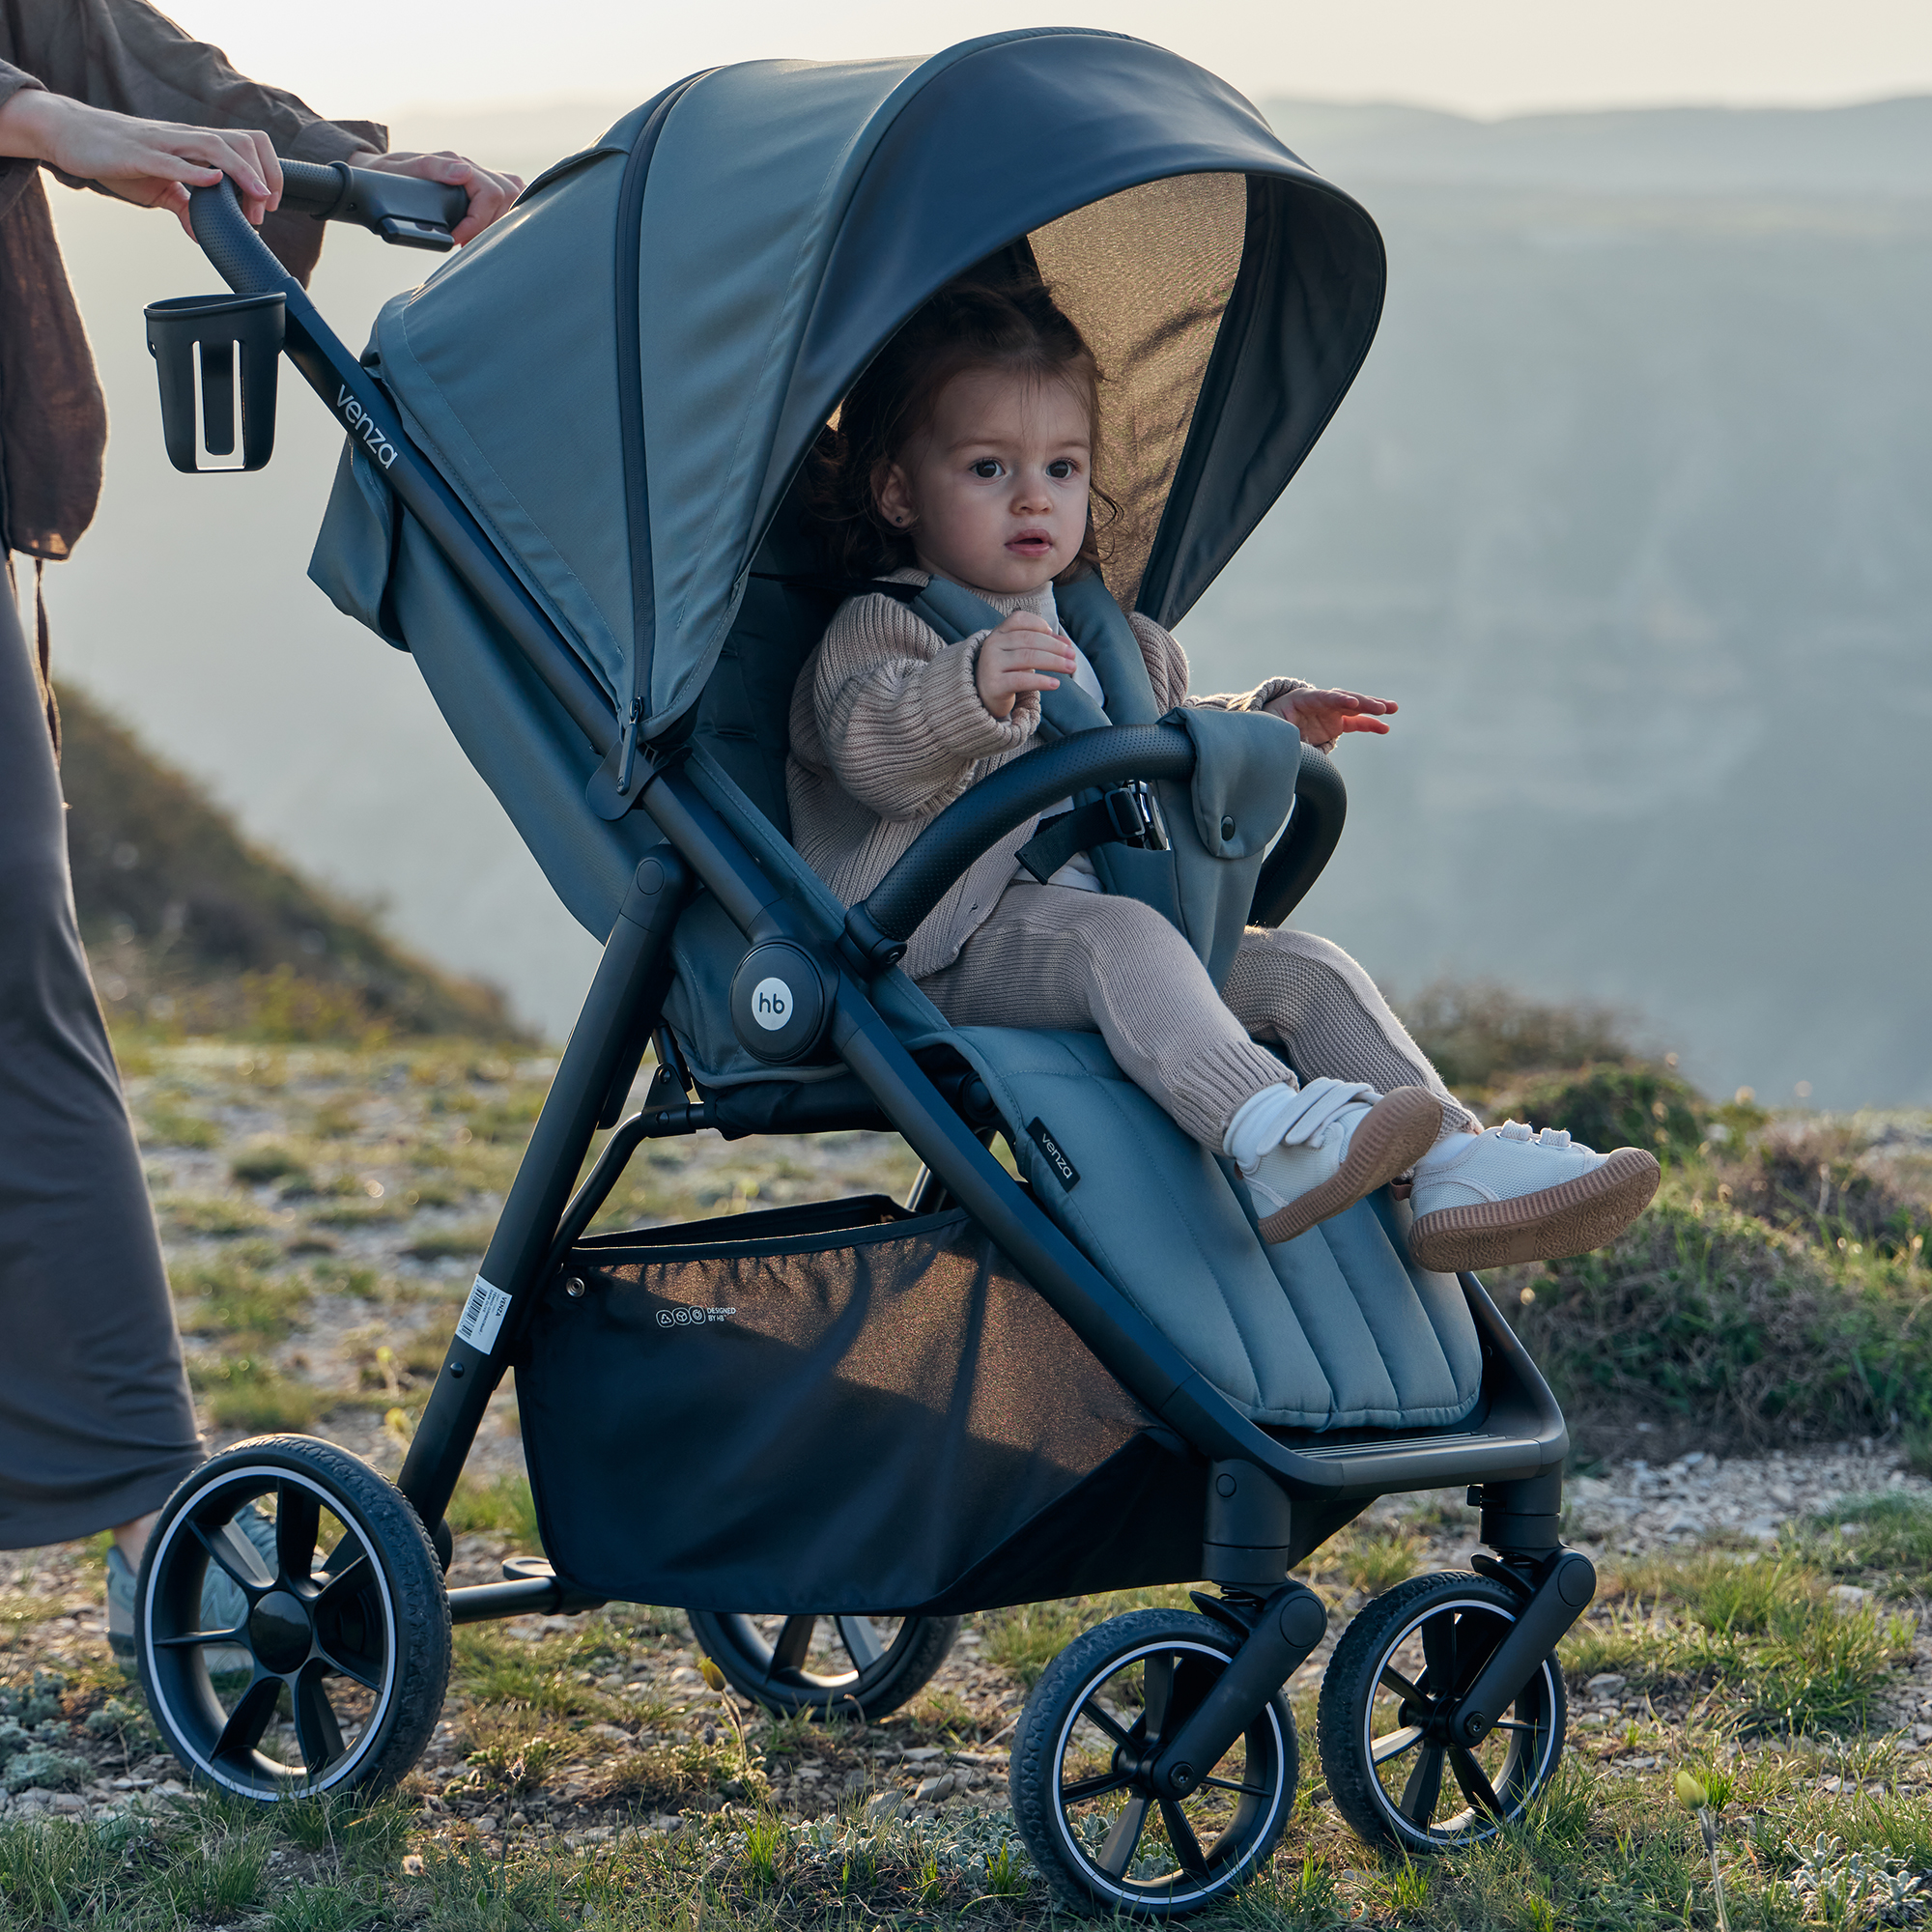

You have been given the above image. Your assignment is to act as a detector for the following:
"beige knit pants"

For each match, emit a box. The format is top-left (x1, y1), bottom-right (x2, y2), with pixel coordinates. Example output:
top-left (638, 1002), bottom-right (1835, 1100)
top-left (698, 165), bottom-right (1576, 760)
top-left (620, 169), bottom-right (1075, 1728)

top-left (919, 882), bottom-right (1478, 1151)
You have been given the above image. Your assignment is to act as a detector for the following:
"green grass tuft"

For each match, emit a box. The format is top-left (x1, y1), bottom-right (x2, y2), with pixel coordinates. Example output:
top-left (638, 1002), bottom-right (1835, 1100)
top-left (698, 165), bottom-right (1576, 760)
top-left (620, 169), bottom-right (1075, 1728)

top-left (444, 1473), bottom-right (540, 1546)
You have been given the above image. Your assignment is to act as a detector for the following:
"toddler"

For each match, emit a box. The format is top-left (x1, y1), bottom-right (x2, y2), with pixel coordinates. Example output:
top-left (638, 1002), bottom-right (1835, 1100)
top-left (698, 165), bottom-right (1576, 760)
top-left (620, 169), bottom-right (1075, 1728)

top-left (786, 279), bottom-right (1659, 1269)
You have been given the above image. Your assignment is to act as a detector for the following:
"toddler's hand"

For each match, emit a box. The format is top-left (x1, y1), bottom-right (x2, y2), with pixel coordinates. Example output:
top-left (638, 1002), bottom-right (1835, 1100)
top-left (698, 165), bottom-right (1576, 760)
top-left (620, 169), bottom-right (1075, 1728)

top-left (977, 611), bottom-right (1076, 721)
top-left (1265, 686), bottom-right (1397, 746)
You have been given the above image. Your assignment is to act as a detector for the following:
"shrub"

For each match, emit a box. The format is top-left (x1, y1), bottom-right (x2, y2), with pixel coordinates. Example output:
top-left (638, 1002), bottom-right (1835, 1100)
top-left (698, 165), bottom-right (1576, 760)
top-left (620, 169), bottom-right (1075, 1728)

top-left (1513, 1192), bottom-right (1932, 1458)
top-left (1718, 1121), bottom-right (1932, 1261)
top-left (1494, 1062), bottom-right (1705, 1159)
top-left (1396, 980), bottom-right (1640, 1093)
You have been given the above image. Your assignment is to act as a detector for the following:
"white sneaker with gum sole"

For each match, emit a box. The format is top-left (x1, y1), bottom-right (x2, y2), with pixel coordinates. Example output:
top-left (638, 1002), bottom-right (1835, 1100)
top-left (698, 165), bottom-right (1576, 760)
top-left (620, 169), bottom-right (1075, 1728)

top-left (1406, 1120), bottom-right (1660, 1271)
top-left (1239, 1085), bottom-right (1443, 1245)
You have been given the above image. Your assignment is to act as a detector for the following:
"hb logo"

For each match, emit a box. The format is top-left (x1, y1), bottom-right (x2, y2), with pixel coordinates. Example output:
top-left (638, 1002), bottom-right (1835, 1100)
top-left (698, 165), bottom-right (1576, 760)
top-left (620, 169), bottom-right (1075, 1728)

top-left (750, 977), bottom-right (792, 1032)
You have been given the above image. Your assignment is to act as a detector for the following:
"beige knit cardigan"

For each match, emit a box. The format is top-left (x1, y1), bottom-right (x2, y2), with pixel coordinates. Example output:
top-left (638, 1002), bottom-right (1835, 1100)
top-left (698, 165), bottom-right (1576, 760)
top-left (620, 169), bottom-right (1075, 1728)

top-left (785, 570), bottom-right (1312, 980)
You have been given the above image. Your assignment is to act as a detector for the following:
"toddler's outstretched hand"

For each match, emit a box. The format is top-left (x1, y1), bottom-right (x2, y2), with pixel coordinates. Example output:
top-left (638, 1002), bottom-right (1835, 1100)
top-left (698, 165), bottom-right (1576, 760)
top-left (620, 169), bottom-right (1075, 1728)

top-left (978, 611), bottom-right (1076, 721)
top-left (1264, 686), bottom-right (1397, 747)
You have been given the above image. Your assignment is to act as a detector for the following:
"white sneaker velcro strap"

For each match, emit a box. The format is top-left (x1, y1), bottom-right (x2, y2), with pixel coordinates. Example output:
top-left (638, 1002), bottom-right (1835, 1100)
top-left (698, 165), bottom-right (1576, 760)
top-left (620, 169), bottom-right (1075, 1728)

top-left (1276, 1077), bottom-right (1380, 1150)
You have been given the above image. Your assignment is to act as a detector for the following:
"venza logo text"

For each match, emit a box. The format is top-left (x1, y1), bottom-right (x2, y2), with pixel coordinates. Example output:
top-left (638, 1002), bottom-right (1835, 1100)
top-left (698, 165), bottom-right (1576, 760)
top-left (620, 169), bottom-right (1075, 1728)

top-left (657, 1304), bottom-right (736, 1329)
top-left (336, 386), bottom-right (399, 469)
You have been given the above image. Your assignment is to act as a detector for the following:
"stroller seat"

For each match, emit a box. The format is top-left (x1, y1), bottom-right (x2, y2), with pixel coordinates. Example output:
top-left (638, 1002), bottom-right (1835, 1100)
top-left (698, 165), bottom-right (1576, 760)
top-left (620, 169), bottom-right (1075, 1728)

top-left (655, 556), bottom-right (1480, 1435)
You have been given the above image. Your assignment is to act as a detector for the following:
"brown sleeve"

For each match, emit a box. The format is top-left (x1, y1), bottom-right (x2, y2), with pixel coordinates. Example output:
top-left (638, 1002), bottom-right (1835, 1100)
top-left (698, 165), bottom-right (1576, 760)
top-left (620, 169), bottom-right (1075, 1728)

top-left (1126, 611), bottom-right (1317, 731)
top-left (0, 0), bottom-right (386, 283)
top-left (795, 593), bottom-right (1038, 824)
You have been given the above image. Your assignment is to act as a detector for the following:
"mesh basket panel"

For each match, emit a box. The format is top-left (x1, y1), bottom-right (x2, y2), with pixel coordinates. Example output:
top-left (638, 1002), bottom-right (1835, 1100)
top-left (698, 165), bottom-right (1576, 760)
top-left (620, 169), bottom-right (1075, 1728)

top-left (516, 1196), bottom-right (1197, 1612)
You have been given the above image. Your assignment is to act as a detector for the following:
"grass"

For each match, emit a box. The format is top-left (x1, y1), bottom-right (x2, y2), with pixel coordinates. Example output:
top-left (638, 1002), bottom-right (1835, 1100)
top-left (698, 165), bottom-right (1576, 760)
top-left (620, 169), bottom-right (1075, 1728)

top-left (174, 1257), bottom-right (310, 1346)
top-left (192, 1355), bottom-right (326, 1433)
top-left (31, 1015), bottom-right (1932, 1925)
top-left (445, 1472), bottom-right (541, 1545)
top-left (402, 1220), bottom-right (497, 1263)
top-left (140, 1103), bottom-right (223, 1150)
top-left (231, 1139), bottom-right (313, 1186)
top-left (1561, 1550), bottom-right (1914, 1735)
top-left (160, 1192), bottom-right (277, 1238)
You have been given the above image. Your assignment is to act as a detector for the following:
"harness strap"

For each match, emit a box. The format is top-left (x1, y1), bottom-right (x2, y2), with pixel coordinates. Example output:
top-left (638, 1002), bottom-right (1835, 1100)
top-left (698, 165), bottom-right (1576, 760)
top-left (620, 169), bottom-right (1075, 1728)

top-left (1015, 782), bottom-right (1169, 884)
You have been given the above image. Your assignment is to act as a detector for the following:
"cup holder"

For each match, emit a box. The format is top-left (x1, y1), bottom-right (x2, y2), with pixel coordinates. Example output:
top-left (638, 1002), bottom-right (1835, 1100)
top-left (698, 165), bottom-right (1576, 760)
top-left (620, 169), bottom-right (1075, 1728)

top-left (144, 292), bottom-right (285, 473)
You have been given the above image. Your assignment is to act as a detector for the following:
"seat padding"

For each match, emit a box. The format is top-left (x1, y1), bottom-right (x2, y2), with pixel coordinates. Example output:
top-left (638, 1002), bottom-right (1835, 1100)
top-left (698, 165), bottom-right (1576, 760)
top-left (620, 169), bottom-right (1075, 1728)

top-left (948, 1027), bottom-right (1482, 1432)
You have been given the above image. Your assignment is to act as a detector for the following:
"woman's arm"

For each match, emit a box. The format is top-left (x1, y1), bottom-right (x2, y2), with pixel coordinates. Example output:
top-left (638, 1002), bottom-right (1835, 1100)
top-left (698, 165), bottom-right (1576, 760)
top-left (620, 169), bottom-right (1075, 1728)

top-left (0, 2), bottom-right (519, 269)
top-left (802, 595), bottom-right (1038, 823)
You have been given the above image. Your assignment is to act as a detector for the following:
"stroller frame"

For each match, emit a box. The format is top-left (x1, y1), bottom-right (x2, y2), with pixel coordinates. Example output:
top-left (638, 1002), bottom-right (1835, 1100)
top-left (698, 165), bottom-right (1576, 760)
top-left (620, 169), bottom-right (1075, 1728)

top-left (134, 123), bottom-right (1595, 1910)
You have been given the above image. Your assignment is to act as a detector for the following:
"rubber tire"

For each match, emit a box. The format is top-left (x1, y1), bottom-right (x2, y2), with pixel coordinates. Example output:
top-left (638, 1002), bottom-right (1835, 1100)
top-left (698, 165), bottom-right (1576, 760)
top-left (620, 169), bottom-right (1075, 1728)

top-left (1010, 1608), bottom-right (1297, 1921)
top-left (1318, 1572), bottom-right (1567, 1857)
top-left (686, 1609), bottom-right (958, 1719)
top-left (137, 1435), bottom-right (450, 1800)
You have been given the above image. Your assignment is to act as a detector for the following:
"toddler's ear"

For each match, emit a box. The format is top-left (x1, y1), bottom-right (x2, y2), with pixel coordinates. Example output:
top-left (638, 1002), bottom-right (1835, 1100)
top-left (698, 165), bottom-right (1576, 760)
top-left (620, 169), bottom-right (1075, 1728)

top-left (874, 461), bottom-right (915, 530)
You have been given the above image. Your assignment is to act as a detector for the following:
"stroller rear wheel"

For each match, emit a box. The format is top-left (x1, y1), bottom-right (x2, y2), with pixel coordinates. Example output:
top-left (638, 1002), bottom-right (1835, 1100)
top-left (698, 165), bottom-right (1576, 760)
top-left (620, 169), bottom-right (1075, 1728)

top-left (1009, 1608), bottom-right (1297, 1919)
top-left (136, 1435), bottom-right (450, 1800)
top-left (686, 1609), bottom-right (958, 1719)
top-left (1318, 1571), bottom-right (1567, 1855)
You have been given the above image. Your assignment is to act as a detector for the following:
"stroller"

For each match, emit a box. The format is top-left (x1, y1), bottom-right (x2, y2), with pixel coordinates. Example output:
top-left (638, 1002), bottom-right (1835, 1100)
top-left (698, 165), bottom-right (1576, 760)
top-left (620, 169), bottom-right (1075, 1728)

top-left (133, 31), bottom-right (1597, 1917)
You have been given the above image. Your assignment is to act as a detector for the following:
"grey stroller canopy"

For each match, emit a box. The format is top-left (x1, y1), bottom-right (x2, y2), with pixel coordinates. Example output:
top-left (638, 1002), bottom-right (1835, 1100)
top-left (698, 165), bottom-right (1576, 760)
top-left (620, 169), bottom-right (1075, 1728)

top-left (315, 27), bottom-right (1385, 939)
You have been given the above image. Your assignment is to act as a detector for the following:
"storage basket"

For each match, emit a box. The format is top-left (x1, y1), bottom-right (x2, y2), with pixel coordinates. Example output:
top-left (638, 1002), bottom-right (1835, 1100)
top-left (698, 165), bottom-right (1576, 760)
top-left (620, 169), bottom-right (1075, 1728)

top-left (515, 1195), bottom-right (1204, 1611)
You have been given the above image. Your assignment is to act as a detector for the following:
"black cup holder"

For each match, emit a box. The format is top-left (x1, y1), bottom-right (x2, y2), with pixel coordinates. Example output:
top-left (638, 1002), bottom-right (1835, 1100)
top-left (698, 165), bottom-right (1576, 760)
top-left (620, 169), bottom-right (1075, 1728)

top-left (144, 292), bottom-right (286, 473)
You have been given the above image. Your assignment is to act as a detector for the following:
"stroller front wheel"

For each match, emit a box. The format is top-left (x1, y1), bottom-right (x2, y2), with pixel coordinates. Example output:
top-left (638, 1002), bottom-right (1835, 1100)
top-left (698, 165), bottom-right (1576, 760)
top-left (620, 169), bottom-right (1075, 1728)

top-left (1009, 1608), bottom-right (1297, 1919)
top-left (135, 1435), bottom-right (451, 1800)
top-left (686, 1609), bottom-right (958, 1719)
top-left (1318, 1571), bottom-right (1568, 1855)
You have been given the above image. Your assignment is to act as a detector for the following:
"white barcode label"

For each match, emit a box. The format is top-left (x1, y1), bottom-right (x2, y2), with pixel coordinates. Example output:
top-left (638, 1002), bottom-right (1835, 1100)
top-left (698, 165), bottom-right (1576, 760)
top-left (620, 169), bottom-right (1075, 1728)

top-left (456, 1275), bottom-right (513, 1353)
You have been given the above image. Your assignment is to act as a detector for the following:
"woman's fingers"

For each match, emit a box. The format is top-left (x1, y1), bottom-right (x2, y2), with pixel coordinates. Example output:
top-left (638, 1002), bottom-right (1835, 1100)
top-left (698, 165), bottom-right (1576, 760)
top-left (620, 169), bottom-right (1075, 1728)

top-left (368, 149), bottom-right (526, 243)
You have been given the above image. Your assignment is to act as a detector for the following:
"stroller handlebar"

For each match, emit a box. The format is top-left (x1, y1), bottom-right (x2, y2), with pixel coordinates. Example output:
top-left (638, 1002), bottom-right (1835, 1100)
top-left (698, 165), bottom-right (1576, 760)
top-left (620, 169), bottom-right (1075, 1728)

top-left (858, 723), bottom-right (1195, 948)
top-left (273, 157), bottom-right (471, 250)
top-left (855, 724), bottom-right (1348, 956)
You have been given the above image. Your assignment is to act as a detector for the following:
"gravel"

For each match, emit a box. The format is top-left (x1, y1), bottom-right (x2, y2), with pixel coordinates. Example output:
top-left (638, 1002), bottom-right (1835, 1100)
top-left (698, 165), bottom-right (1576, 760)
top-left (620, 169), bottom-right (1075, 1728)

top-left (1562, 1443), bottom-right (1930, 1553)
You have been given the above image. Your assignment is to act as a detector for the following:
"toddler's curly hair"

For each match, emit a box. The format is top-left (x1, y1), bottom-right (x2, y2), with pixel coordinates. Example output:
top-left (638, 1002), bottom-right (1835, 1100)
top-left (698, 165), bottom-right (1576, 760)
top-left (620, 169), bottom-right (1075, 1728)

top-left (806, 276), bottom-right (1116, 582)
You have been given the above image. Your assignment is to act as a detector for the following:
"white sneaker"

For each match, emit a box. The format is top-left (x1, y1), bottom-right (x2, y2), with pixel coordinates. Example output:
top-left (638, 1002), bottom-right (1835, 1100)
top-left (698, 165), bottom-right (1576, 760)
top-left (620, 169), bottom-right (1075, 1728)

top-left (1406, 1120), bottom-right (1660, 1271)
top-left (1236, 1083), bottom-right (1443, 1245)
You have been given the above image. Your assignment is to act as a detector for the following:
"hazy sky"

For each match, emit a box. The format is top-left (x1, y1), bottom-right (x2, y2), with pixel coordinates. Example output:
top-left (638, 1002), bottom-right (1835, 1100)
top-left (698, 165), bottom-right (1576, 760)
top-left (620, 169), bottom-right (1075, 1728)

top-left (182, 1), bottom-right (1932, 123)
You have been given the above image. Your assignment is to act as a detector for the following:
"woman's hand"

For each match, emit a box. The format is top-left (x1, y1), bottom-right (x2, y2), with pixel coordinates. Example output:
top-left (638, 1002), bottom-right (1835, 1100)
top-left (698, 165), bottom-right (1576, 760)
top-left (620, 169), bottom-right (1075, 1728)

top-left (0, 90), bottom-right (281, 231)
top-left (977, 611), bottom-right (1075, 721)
top-left (1264, 686), bottom-right (1397, 746)
top-left (361, 150), bottom-right (525, 244)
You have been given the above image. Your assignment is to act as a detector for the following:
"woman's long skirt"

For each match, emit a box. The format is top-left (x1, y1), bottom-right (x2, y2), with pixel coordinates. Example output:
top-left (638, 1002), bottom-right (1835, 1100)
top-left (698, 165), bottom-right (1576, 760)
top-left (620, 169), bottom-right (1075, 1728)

top-left (0, 580), bottom-right (200, 1548)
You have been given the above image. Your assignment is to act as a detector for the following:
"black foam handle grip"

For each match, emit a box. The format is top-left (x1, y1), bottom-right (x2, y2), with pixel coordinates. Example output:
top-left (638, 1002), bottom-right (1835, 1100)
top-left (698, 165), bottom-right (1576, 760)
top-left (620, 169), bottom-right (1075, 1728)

top-left (187, 176), bottom-right (293, 295)
top-left (276, 158), bottom-right (352, 214)
top-left (858, 723), bottom-right (1196, 944)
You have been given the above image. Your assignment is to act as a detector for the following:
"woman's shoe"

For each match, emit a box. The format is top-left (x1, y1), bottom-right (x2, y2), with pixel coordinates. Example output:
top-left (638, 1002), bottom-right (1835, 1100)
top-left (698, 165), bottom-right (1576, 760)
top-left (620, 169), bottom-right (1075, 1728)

top-left (1406, 1121), bottom-right (1660, 1271)
top-left (1242, 1086), bottom-right (1443, 1244)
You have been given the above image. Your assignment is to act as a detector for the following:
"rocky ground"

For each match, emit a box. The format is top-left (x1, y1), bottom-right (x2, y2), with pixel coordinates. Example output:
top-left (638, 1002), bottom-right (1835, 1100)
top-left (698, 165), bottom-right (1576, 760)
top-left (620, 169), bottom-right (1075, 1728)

top-left (9, 1041), bottom-right (1932, 1928)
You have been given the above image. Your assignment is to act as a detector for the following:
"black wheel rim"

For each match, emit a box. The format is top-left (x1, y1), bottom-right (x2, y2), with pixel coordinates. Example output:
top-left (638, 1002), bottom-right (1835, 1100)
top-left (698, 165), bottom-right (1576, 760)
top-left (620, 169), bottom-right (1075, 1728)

top-left (704, 1613), bottom-right (923, 1712)
top-left (1359, 1595), bottom-right (1559, 1846)
top-left (1049, 1638), bottom-right (1289, 1910)
top-left (143, 1465), bottom-right (396, 1797)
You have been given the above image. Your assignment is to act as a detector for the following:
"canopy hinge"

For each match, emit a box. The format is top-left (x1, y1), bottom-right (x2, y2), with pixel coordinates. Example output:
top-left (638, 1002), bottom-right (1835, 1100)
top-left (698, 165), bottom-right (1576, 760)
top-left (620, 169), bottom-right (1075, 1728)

top-left (614, 695), bottom-right (644, 796)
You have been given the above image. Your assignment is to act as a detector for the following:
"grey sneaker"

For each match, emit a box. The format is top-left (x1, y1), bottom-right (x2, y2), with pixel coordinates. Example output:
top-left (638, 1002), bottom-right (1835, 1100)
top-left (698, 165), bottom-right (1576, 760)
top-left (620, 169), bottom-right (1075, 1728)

top-left (105, 1505), bottom-right (282, 1676)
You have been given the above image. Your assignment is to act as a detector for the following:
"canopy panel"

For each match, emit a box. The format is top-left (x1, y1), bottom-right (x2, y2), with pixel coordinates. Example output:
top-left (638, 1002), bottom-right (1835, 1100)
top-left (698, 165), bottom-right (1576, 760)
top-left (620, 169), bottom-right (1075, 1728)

top-left (363, 29), bottom-right (1385, 739)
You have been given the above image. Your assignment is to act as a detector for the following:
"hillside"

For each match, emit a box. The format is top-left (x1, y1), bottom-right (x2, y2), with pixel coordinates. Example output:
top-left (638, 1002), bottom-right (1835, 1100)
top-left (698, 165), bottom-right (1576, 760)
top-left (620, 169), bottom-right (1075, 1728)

top-left (55, 682), bottom-right (524, 1041)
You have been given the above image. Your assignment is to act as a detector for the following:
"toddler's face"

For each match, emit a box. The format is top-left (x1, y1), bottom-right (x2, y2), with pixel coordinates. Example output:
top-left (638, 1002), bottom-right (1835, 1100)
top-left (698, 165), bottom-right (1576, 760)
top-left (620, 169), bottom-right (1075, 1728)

top-left (878, 367), bottom-right (1092, 594)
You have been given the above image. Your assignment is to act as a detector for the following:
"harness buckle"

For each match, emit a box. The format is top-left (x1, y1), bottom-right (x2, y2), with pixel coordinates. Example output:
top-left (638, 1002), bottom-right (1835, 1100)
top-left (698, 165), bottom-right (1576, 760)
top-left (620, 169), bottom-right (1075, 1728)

top-left (1104, 781), bottom-right (1169, 851)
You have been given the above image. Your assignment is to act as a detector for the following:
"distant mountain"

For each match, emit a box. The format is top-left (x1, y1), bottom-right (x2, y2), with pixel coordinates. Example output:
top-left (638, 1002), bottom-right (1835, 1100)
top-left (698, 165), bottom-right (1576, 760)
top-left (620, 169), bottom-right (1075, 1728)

top-left (57, 684), bottom-right (523, 1040)
top-left (1262, 94), bottom-right (1932, 197)
top-left (38, 91), bottom-right (1932, 1099)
